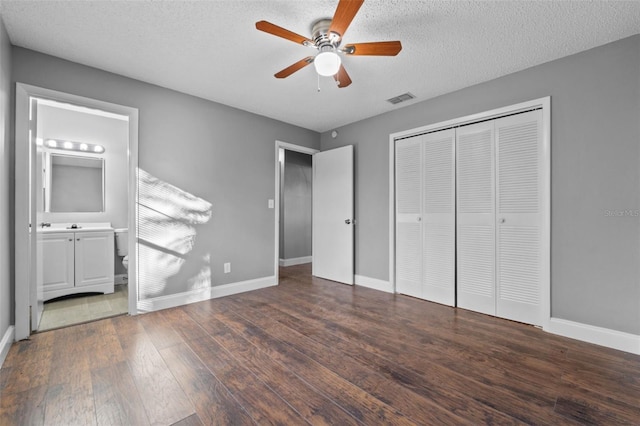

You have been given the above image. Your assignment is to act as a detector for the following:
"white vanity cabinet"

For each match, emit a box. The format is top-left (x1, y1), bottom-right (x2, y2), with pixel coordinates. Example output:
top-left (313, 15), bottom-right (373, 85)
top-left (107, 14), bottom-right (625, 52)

top-left (42, 229), bottom-right (114, 301)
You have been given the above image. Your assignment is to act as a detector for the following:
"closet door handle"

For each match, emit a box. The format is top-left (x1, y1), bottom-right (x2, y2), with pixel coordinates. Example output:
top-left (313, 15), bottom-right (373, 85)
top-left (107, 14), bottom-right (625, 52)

top-left (499, 218), bottom-right (506, 224)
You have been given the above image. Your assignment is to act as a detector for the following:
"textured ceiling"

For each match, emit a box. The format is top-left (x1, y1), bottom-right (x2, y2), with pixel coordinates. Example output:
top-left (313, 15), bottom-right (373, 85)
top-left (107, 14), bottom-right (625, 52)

top-left (1, 1), bottom-right (640, 132)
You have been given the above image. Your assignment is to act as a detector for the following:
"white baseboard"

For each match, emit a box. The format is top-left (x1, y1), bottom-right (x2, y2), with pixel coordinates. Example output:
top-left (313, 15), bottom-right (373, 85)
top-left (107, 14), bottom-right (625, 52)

top-left (546, 318), bottom-right (640, 355)
top-left (355, 275), bottom-right (394, 293)
top-left (0, 325), bottom-right (15, 368)
top-left (279, 256), bottom-right (312, 267)
top-left (136, 276), bottom-right (276, 312)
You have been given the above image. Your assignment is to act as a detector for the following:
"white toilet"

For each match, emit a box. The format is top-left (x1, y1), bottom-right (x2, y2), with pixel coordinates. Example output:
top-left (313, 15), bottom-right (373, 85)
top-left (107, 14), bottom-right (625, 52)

top-left (114, 228), bottom-right (129, 273)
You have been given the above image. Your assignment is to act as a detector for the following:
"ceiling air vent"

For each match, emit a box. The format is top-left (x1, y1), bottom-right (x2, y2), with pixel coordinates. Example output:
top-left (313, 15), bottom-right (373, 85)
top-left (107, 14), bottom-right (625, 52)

top-left (386, 92), bottom-right (415, 105)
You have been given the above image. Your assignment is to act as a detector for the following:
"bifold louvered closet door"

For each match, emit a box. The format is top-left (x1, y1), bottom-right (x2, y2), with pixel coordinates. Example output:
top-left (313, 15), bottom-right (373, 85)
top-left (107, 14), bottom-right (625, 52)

top-left (457, 109), bottom-right (543, 326)
top-left (395, 129), bottom-right (456, 306)
top-left (396, 109), bottom-right (544, 326)
top-left (456, 121), bottom-right (496, 315)
top-left (494, 110), bottom-right (544, 325)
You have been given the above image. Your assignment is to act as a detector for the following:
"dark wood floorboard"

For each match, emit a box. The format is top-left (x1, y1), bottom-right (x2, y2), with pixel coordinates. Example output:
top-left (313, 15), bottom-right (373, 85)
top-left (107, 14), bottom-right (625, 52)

top-left (1, 263), bottom-right (639, 425)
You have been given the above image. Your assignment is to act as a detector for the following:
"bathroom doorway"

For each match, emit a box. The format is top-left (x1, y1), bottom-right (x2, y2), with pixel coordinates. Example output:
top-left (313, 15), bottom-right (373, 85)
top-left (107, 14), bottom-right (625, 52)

top-left (15, 84), bottom-right (139, 339)
top-left (274, 141), bottom-right (318, 283)
top-left (35, 99), bottom-right (129, 331)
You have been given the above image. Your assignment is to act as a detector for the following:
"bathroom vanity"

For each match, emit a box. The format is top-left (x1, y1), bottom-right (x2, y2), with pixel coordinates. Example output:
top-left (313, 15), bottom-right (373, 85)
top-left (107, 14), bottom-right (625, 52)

top-left (40, 223), bottom-right (114, 301)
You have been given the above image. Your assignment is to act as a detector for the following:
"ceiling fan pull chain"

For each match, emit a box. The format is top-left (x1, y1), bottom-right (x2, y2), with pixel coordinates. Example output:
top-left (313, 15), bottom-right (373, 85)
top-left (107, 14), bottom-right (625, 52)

top-left (317, 73), bottom-right (321, 92)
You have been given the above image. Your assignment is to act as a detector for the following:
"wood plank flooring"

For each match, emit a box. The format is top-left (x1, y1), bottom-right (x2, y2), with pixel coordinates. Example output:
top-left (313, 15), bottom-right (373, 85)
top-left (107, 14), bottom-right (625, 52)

top-left (1, 263), bottom-right (639, 425)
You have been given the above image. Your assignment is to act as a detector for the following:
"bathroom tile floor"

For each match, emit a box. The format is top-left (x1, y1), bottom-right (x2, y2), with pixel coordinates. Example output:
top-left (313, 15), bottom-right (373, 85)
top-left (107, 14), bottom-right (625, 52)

top-left (38, 284), bottom-right (128, 331)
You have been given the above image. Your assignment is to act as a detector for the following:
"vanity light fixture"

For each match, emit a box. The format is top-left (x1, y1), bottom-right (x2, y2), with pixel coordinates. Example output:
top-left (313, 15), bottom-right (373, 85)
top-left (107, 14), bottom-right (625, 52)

top-left (41, 138), bottom-right (106, 154)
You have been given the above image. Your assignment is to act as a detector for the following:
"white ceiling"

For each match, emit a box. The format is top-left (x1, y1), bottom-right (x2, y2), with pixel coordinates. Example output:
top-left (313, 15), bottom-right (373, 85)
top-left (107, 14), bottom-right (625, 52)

top-left (1, 1), bottom-right (640, 133)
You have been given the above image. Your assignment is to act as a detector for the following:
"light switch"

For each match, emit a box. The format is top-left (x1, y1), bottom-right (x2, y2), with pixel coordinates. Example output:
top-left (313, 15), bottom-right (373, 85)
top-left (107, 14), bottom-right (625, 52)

top-left (268, 199), bottom-right (274, 209)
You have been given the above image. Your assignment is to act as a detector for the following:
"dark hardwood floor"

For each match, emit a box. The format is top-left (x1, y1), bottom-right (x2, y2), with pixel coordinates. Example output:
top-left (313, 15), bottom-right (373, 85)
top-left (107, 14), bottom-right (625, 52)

top-left (1, 263), bottom-right (639, 425)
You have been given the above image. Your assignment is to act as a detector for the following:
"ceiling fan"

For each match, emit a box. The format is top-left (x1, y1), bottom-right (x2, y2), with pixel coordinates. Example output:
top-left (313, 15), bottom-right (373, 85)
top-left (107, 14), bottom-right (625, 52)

top-left (255, 0), bottom-right (402, 88)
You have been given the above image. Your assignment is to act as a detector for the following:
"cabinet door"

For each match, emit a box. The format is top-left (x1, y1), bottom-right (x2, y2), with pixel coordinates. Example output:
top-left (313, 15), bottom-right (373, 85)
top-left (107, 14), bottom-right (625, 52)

top-left (41, 233), bottom-right (75, 292)
top-left (395, 136), bottom-right (423, 298)
top-left (75, 231), bottom-right (115, 287)
top-left (456, 121), bottom-right (496, 316)
top-left (422, 129), bottom-right (456, 306)
top-left (495, 110), bottom-right (543, 326)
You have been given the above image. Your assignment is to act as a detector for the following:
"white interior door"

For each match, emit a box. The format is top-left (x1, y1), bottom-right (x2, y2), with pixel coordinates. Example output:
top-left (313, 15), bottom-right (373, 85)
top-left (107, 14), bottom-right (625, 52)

top-left (395, 130), bottom-right (456, 305)
top-left (495, 110), bottom-right (544, 326)
top-left (422, 129), bottom-right (456, 306)
top-left (456, 121), bottom-right (496, 316)
top-left (312, 145), bottom-right (354, 284)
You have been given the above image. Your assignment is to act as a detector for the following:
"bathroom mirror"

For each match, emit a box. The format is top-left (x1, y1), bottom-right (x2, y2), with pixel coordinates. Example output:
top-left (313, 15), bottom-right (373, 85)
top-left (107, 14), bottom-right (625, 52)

top-left (45, 153), bottom-right (105, 212)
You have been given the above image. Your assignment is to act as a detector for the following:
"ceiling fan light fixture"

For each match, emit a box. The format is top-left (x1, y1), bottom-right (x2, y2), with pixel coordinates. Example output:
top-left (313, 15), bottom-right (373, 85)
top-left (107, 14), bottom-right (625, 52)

top-left (314, 51), bottom-right (341, 77)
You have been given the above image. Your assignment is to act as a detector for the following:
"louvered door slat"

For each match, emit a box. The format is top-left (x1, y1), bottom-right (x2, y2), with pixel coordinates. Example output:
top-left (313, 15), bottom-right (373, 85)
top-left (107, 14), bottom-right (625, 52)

top-left (396, 139), bottom-right (421, 215)
top-left (397, 222), bottom-right (422, 297)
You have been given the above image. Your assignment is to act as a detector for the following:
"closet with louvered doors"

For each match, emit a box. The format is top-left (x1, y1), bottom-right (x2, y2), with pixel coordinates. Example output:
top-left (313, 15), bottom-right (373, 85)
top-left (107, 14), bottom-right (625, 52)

top-left (395, 107), bottom-right (546, 327)
top-left (395, 128), bottom-right (456, 306)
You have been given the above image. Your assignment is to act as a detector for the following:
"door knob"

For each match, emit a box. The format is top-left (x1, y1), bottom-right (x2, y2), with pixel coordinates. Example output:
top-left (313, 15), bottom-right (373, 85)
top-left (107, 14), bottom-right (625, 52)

top-left (345, 219), bottom-right (351, 225)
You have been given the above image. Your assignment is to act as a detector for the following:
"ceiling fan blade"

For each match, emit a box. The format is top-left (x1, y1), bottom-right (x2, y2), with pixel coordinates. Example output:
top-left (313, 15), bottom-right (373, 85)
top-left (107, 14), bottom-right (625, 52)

top-left (256, 20), bottom-right (313, 46)
top-left (275, 57), bottom-right (314, 79)
top-left (343, 41), bottom-right (402, 56)
top-left (328, 0), bottom-right (364, 38)
top-left (334, 64), bottom-right (352, 88)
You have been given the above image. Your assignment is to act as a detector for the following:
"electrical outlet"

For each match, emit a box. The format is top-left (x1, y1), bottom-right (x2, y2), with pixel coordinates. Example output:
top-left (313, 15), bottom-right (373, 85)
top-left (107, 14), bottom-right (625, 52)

top-left (224, 262), bottom-right (231, 274)
top-left (268, 199), bottom-right (274, 209)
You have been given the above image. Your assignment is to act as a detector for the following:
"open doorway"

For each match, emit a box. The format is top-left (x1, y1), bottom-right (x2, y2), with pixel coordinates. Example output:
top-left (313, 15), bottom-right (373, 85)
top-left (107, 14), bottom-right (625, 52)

top-left (274, 141), bottom-right (318, 282)
top-left (34, 98), bottom-right (129, 331)
top-left (15, 84), bottom-right (139, 340)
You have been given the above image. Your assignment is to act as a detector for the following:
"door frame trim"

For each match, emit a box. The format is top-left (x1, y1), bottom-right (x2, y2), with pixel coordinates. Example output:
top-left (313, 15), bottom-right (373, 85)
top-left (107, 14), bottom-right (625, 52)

top-left (388, 96), bottom-right (551, 328)
top-left (273, 140), bottom-right (318, 284)
top-left (14, 83), bottom-right (139, 340)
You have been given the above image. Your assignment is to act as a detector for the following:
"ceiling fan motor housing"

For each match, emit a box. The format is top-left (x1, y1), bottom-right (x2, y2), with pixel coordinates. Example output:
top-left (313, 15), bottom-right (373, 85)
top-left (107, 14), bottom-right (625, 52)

top-left (311, 19), bottom-right (341, 49)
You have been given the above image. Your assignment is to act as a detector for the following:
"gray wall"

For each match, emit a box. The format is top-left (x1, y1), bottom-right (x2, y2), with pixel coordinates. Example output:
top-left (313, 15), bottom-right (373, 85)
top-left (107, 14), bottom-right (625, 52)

top-left (321, 35), bottom-right (640, 335)
top-left (281, 150), bottom-right (312, 261)
top-left (0, 16), bottom-right (13, 343)
top-left (13, 47), bottom-right (319, 301)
